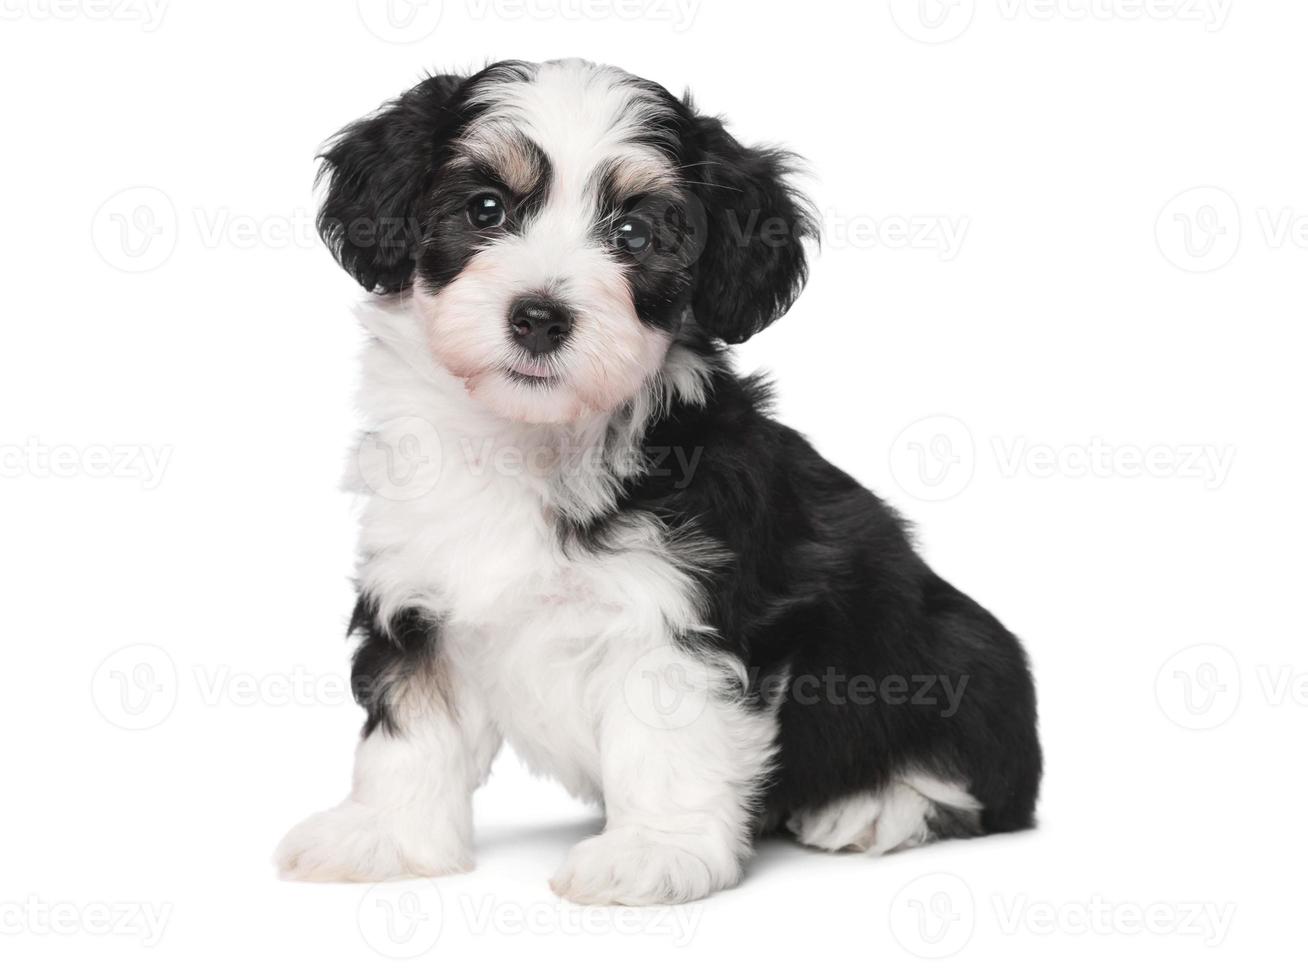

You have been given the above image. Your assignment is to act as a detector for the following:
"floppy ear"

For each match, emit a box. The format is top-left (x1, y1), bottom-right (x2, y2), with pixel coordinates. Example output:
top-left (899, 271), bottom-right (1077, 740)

top-left (687, 111), bottom-right (819, 344)
top-left (316, 73), bottom-right (467, 293)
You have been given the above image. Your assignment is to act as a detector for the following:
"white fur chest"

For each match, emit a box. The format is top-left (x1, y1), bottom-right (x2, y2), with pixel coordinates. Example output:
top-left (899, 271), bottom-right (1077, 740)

top-left (350, 299), bottom-right (706, 796)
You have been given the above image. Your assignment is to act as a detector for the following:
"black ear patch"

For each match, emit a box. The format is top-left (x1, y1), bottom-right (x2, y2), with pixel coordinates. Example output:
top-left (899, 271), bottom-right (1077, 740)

top-left (316, 74), bottom-right (468, 294)
top-left (686, 112), bottom-right (819, 344)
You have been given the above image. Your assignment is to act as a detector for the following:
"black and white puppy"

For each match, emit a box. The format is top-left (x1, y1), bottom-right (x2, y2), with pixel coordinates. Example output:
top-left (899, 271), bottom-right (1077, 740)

top-left (276, 58), bottom-right (1042, 905)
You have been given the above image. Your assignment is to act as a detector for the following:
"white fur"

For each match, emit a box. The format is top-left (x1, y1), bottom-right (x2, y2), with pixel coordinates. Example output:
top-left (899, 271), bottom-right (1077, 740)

top-left (786, 772), bottom-right (980, 855)
top-left (277, 294), bottom-right (773, 904)
top-left (274, 645), bottom-right (499, 881)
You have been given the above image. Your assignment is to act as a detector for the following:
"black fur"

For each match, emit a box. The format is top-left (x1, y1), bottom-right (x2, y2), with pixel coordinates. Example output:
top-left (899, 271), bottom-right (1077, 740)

top-left (348, 595), bottom-right (439, 738)
top-left (585, 367), bottom-right (1042, 838)
top-left (680, 112), bottom-right (818, 344)
top-left (317, 71), bottom-right (473, 294)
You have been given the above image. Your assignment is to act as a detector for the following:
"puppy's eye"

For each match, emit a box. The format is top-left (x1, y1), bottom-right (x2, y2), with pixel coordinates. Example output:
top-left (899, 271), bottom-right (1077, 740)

top-left (467, 194), bottom-right (506, 229)
top-left (613, 216), bottom-right (653, 255)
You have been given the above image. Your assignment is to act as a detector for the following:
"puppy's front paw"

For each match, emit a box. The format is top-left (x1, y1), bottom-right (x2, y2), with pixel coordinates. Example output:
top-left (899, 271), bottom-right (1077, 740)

top-left (550, 827), bottom-right (738, 905)
top-left (275, 801), bottom-right (470, 882)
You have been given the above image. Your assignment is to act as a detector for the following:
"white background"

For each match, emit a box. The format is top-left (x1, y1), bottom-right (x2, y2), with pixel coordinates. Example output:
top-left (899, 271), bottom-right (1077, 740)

top-left (1, 0), bottom-right (1303, 975)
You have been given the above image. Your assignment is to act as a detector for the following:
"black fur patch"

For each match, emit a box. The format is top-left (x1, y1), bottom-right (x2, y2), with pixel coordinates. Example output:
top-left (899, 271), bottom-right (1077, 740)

top-left (584, 366), bottom-right (1043, 839)
top-left (348, 594), bottom-right (440, 738)
top-left (316, 73), bottom-right (470, 294)
top-left (676, 106), bottom-right (820, 343)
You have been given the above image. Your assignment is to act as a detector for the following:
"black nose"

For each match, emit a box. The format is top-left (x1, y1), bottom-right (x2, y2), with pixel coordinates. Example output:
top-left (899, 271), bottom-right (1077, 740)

top-left (508, 297), bottom-right (573, 355)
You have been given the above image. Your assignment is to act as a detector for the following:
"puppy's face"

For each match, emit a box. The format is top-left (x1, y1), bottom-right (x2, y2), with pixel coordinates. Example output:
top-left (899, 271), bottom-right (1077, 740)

top-left (319, 60), bottom-right (816, 424)
top-left (414, 63), bottom-right (696, 423)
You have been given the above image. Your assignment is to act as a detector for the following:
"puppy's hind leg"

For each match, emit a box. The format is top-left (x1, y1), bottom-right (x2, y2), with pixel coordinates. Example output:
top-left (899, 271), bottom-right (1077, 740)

top-left (787, 773), bottom-right (982, 856)
top-left (275, 601), bottom-right (500, 882)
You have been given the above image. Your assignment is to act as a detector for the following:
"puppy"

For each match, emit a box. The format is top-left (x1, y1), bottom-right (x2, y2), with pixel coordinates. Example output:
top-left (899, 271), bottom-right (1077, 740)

top-left (275, 58), bottom-right (1042, 905)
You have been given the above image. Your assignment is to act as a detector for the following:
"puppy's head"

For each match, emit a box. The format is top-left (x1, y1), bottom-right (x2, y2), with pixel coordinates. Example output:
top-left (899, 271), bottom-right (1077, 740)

top-left (319, 59), bottom-right (816, 424)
